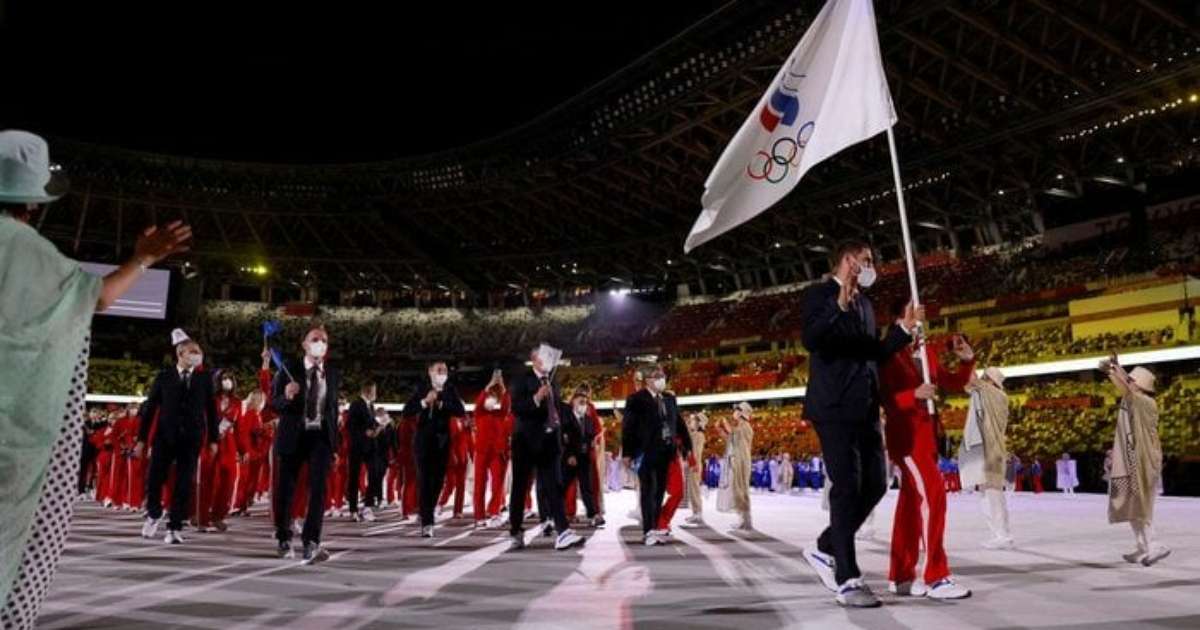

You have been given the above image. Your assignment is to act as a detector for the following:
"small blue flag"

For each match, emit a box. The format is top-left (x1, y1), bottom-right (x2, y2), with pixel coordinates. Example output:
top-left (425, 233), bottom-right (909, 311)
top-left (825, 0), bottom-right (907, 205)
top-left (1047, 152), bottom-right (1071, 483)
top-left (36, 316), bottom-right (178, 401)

top-left (262, 320), bottom-right (283, 338)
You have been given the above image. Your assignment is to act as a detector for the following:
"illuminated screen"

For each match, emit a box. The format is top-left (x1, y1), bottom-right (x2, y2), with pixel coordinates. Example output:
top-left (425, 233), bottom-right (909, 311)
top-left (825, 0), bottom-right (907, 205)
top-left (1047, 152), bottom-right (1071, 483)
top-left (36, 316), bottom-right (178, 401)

top-left (81, 262), bottom-right (171, 319)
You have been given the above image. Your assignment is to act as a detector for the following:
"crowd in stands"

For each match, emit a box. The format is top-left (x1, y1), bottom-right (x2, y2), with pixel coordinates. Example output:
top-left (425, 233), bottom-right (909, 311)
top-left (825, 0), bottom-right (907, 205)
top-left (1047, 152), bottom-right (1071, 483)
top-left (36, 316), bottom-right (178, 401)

top-left (194, 301), bottom-right (592, 363)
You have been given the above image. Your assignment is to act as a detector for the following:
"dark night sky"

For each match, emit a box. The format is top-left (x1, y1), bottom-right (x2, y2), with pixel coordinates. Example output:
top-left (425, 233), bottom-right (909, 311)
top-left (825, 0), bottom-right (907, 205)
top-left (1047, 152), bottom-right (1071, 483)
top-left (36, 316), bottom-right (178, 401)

top-left (1, 2), bottom-right (730, 163)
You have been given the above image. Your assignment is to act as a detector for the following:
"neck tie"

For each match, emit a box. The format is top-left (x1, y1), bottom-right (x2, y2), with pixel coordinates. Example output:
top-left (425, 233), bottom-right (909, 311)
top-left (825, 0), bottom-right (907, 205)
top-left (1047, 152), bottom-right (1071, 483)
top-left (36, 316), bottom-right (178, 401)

top-left (181, 370), bottom-right (191, 390)
top-left (541, 377), bottom-right (560, 428)
top-left (854, 295), bottom-right (868, 333)
top-left (306, 366), bottom-right (320, 424)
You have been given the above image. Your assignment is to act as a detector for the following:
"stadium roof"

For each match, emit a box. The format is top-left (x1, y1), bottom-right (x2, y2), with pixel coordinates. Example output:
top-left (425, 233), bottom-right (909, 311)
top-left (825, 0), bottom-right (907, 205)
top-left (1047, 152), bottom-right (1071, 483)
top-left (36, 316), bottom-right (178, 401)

top-left (15, 0), bottom-right (1200, 297)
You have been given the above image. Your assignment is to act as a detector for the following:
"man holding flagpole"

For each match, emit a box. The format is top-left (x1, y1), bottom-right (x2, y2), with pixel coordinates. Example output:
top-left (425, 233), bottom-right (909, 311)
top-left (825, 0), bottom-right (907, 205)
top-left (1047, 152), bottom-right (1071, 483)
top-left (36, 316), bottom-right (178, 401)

top-left (681, 0), bottom-right (936, 608)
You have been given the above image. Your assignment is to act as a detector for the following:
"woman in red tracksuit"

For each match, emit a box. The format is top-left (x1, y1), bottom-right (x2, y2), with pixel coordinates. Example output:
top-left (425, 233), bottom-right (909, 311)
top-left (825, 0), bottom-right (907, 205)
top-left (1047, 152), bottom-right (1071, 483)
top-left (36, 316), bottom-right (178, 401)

top-left (109, 406), bottom-right (141, 510)
top-left (199, 372), bottom-right (243, 532)
top-left (234, 357), bottom-right (274, 515)
top-left (881, 333), bottom-right (975, 600)
top-left (472, 379), bottom-right (511, 527)
top-left (93, 410), bottom-right (116, 507)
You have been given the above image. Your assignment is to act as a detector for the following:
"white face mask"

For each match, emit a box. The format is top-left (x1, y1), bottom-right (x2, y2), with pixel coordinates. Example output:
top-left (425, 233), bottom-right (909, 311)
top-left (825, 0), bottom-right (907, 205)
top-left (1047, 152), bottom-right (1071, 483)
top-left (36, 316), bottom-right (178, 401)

top-left (484, 396), bottom-right (500, 411)
top-left (651, 377), bottom-right (667, 392)
top-left (574, 404), bottom-right (588, 417)
top-left (186, 353), bottom-right (203, 368)
top-left (221, 379), bottom-right (233, 391)
top-left (432, 373), bottom-right (448, 389)
top-left (856, 264), bottom-right (877, 288)
top-left (307, 340), bottom-right (327, 359)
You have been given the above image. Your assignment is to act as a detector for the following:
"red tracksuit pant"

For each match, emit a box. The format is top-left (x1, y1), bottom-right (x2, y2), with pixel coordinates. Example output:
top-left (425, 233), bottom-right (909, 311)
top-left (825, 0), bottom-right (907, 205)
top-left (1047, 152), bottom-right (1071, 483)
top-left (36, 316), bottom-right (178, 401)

top-left (127, 457), bottom-right (145, 508)
top-left (200, 457), bottom-right (238, 524)
top-left (473, 446), bottom-right (506, 522)
top-left (889, 414), bottom-right (951, 586)
top-left (96, 451), bottom-right (114, 502)
top-left (439, 460), bottom-right (468, 516)
top-left (110, 455), bottom-right (129, 507)
top-left (656, 457), bottom-right (685, 530)
top-left (236, 457), bottom-right (266, 511)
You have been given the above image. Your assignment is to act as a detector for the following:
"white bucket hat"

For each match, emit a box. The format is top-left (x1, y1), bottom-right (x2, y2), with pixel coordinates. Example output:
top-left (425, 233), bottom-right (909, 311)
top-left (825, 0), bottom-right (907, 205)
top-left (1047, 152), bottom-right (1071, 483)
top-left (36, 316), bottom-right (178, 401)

top-left (170, 328), bottom-right (192, 346)
top-left (0, 130), bottom-right (67, 204)
top-left (734, 401), bottom-right (753, 416)
top-left (984, 366), bottom-right (1006, 387)
top-left (1129, 366), bottom-right (1155, 393)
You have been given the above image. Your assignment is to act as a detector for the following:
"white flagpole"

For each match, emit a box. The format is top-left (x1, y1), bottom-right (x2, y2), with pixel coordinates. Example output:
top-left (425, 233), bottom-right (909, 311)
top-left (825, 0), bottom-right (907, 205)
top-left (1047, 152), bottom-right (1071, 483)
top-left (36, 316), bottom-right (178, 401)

top-left (885, 126), bottom-right (935, 414)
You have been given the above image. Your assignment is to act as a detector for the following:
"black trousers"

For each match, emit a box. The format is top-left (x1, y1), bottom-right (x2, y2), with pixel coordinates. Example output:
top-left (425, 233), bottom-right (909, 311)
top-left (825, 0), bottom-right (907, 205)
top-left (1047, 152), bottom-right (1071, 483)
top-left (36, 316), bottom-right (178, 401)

top-left (346, 450), bottom-right (379, 513)
top-left (562, 450), bottom-right (599, 519)
top-left (416, 442), bottom-right (449, 527)
top-left (368, 453), bottom-right (387, 507)
top-left (509, 432), bottom-right (568, 535)
top-left (78, 435), bottom-right (98, 494)
top-left (145, 437), bottom-right (200, 531)
top-left (274, 430), bottom-right (332, 544)
top-left (812, 416), bottom-right (888, 586)
top-left (637, 451), bottom-right (672, 535)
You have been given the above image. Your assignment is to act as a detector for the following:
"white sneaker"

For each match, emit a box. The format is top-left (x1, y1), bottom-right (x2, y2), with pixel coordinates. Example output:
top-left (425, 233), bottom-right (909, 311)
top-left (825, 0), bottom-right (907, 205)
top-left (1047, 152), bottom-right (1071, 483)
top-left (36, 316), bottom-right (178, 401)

top-left (925, 577), bottom-right (971, 600)
top-left (164, 530), bottom-right (185, 545)
top-left (888, 580), bottom-right (928, 597)
top-left (555, 529), bottom-right (584, 550)
top-left (644, 532), bottom-right (662, 547)
top-left (835, 578), bottom-right (881, 608)
top-left (102, 498), bottom-right (113, 508)
top-left (141, 517), bottom-right (161, 539)
top-left (488, 515), bottom-right (506, 529)
top-left (1141, 546), bottom-right (1171, 566)
top-left (803, 547), bottom-right (838, 592)
top-left (679, 515), bottom-right (704, 529)
top-left (652, 528), bottom-right (671, 540)
top-left (982, 536), bottom-right (1015, 550)
top-left (421, 525), bottom-right (434, 538)
top-left (523, 510), bottom-right (537, 521)
top-left (359, 507), bottom-right (377, 523)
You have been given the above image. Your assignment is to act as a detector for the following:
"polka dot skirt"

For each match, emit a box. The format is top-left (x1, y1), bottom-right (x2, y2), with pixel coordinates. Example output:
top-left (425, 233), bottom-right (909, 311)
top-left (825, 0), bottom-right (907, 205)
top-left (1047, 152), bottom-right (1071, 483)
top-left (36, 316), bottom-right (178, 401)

top-left (1, 337), bottom-right (90, 630)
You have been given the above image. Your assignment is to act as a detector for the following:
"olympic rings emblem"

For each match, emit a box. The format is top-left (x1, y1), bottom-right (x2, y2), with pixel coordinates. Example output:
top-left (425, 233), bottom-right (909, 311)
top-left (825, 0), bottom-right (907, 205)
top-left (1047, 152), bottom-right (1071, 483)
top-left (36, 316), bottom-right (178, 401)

top-left (746, 121), bottom-right (816, 184)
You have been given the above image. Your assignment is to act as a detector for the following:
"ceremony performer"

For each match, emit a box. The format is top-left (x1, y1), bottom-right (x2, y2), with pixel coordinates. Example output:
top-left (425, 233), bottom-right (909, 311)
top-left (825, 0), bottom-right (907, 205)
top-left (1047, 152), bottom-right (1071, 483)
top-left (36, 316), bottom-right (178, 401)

top-left (959, 367), bottom-right (1013, 548)
top-left (1099, 354), bottom-right (1169, 566)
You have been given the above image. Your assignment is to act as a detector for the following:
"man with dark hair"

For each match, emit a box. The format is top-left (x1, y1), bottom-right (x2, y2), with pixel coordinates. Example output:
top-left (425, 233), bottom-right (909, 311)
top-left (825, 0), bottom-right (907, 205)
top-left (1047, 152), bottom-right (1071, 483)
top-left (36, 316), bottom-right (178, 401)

top-left (346, 382), bottom-right (380, 523)
top-left (801, 240), bottom-right (921, 607)
top-left (622, 364), bottom-right (691, 546)
top-left (271, 325), bottom-right (341, 564)
top-left (402, 361), bottom-right (465, 538)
